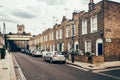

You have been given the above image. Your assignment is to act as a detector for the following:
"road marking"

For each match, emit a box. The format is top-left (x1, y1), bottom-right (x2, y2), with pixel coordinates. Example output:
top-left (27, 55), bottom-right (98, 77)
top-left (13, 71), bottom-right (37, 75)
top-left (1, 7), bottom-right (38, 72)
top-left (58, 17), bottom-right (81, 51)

top-left (12, 54), bottom-right (26, 80)
top-left (93, 67), bottom-right (120, 73)
top-left (94, 72), bottom-right (120, 80)
top-left (67, 64), bottom-right (89, 71)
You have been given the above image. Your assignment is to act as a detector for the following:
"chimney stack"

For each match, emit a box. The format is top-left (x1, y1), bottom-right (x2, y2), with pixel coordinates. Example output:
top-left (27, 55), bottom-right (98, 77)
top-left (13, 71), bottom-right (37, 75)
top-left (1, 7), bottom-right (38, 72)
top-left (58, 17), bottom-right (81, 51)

top-left (89, 0), bottom-right (95, 11)
top-left (62, 16), bottom-right (67, 22)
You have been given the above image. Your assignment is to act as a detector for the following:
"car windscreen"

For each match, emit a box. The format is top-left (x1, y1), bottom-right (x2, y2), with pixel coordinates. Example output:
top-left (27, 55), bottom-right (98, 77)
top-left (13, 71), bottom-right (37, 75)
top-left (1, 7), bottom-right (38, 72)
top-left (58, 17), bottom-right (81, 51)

top-left (56, 52), bottom-right (64, 55)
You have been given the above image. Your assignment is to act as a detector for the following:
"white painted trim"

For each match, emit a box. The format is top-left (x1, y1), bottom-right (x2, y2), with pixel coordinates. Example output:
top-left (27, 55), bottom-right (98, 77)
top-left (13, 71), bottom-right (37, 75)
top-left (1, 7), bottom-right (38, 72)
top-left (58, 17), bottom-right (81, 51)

top-left (85, 40), bottom-right (91, 53)
top-left (68, 42), bottom-right (71, 51)
top-left (62, 43), bottom-right (64, 51)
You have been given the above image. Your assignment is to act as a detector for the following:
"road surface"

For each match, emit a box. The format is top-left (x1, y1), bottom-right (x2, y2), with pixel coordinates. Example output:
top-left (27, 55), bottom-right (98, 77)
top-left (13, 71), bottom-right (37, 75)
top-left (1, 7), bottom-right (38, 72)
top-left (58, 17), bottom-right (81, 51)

top-left (13, 52), bottom-right (120, 80)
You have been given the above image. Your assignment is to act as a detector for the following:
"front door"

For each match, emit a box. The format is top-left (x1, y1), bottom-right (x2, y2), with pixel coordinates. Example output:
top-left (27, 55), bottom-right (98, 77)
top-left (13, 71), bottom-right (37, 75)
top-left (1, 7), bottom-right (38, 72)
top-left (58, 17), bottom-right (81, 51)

top-left (59, 43), bottom-right (62, 51)
top-left (98, 43), bottom-right (102, 55)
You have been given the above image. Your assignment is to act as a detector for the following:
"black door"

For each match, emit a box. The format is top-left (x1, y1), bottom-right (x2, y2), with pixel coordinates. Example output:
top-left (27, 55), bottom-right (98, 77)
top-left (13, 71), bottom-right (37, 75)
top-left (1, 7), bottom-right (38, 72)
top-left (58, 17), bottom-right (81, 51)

top-left (98, 43), bottom-right (102, 55)
top-left (59, 43), bottom-right (62, 51)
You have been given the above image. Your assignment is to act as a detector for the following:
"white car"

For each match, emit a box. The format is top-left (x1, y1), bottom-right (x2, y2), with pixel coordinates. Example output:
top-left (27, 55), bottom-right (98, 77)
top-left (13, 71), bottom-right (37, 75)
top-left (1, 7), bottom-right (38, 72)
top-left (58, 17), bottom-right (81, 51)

top-left (32, 50), bottom-right (42, 57)
top-left (42, 51), bottom-right (49, 58)
top-left (44, 51), bottom-right (66, 63)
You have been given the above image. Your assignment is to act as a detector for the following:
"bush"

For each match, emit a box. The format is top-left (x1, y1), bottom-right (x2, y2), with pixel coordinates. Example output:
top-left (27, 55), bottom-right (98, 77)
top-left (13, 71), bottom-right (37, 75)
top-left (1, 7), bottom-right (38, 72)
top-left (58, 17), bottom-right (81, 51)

top-left (1, 45), bottom-right (6, 59)
top-left (85, 52), bottom-right (91, 56)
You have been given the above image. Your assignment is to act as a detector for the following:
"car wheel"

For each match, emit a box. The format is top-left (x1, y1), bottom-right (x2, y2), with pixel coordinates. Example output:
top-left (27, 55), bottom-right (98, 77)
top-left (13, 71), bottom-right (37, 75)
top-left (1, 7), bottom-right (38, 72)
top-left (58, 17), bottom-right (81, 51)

top-left (44, 58), bottom-right (47, 62)
top-left (50, 59), bottom-right (53, 63)
top-left (32, 54), bottom-right (35, 57)
top-left (62, 61), bottom-right (66, 64)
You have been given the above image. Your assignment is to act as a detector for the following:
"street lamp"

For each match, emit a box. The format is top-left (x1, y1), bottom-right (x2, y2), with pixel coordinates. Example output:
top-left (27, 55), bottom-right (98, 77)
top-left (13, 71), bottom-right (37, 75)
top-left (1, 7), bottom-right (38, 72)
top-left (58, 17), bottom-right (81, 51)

top-left (71, 19), bottom-right (75, 50)
top-left (71, 19), bottom-right (75, 63)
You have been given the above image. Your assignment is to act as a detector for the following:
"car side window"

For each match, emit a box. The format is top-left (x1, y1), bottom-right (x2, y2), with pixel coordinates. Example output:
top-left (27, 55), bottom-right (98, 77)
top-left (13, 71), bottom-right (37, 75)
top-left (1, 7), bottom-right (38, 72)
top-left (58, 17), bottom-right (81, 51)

top-left (46, 53), bottom-right (48, 55)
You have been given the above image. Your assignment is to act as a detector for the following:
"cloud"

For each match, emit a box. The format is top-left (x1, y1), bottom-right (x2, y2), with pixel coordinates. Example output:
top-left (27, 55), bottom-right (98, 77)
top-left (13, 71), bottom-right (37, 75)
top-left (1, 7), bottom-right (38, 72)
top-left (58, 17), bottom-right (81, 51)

top-left (82, 1), bottom-right (89, 4)
top-left (11, 10), bottom-right (37, 19)
top-left (38, 0), bottom-right (66, 5)
top-left (0, 10), bottom-right (18, 23)
top-left (0, 18), bottom-right (18, 23)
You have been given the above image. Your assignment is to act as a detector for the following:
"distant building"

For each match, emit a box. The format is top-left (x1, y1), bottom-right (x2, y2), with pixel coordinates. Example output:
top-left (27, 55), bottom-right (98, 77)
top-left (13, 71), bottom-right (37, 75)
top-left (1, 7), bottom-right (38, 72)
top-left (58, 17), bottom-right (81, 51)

top-left (17, 24), bottom-right (25, 34)
top-left (0, 33), bottom-right (4, 48)
top-left (6, 24), bottom-right (32, 51)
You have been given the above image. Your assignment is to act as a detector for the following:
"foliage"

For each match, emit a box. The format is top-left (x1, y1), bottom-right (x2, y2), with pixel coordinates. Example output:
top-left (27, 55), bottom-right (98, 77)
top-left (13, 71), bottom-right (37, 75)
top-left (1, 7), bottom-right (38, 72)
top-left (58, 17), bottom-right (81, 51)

top-left (85, 52), bottom-right (91, 56)
top-left (1, 45), bottom-right (6, 59)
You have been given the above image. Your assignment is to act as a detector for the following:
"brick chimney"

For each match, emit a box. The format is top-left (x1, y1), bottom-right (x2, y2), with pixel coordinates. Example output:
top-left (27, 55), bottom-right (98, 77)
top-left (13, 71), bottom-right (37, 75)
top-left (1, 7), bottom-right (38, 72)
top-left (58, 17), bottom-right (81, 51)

top-left (88, 0), bottom-right (95, 11)
top-left (62, 16), bottom-right (67, 22)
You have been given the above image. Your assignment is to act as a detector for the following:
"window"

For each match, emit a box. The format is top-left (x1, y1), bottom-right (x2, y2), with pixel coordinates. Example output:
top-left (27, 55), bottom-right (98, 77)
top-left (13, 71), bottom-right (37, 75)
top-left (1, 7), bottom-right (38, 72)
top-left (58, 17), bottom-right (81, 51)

top-left (74, 24), bottom-right (76, 36)
top-left (71, 24), bottom-right (75, 36)
top-left (66, 26), bottom-right (68, 38)
top-left (82, 19), bottom-right (87, 34)
top-left (49, 33), bottom-right (51, 40)
top-left (43, 36), bottom-right (45, 42)
top-left (59, 29), bottom-right (62, 39)
top-left (66, 26), bottom-right (71, 38)
top-left (46, 35), bottom-right (48, 41)
top-left (41, 36), bottom-right (43, 42)
top-left (51, 32), bottom-right (54, 40)
top-left (91, 15), bottom-right (97, 33)
top-left (85, 40), bottom-right (91, 53)
top-left (56, 30), bottom-right (58, 40)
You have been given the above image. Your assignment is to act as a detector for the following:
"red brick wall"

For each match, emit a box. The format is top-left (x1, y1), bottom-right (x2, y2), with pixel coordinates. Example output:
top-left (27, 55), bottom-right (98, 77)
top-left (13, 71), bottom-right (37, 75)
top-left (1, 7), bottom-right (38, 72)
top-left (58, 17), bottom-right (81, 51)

top-left (92, 56), bottom-right (104, 64)
top-left (104, 1), bottom-right (120, 61)
top-left (104, 1), bottom-right (120, 38)
top-left (74, 55), bottom-right (88, 63)
top-left (104, 39), bottom-right (120, 61)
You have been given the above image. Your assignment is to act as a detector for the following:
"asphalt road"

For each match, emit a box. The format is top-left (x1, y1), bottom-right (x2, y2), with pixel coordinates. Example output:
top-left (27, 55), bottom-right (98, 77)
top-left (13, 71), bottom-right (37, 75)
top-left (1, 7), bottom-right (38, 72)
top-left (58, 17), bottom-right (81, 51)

top-left (13, 52), bottom-right (120, 80)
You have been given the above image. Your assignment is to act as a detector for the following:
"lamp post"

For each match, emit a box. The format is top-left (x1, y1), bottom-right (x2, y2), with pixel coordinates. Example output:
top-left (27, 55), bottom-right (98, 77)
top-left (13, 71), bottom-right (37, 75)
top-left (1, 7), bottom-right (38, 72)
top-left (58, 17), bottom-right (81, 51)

top-left (71, 20), bottom-right (75, 50)
top-left (71, 19), bottom-right (75, 63)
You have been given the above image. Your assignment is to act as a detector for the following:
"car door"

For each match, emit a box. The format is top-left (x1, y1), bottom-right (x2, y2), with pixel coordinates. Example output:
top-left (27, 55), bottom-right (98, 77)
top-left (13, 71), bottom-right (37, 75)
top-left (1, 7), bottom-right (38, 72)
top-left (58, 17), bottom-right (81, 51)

top-left (45, 53), bottom-right (49, 60)
top-left (47, 52), bottom-right (52, 60)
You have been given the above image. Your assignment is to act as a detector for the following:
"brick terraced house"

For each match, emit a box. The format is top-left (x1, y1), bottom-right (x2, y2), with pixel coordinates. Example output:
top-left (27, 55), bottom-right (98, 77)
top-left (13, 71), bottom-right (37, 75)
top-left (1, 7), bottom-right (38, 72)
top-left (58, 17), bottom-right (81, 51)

top-left (29, 0), bottom-right (120, 63)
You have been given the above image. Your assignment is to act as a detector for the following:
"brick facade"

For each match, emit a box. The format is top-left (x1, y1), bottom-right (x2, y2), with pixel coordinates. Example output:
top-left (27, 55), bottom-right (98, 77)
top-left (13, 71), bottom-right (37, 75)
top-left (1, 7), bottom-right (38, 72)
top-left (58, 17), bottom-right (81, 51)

top-left (29, 0), bottom-right (120, 62)
top-left (0, 34), bottom-right (4, 48)
top-left (104, 1), bottom-right (120, 61)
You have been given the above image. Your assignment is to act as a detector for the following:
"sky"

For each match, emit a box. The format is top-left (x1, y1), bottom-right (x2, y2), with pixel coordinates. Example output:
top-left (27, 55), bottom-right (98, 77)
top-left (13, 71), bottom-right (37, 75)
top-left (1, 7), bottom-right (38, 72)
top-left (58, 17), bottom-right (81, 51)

top-left (0, 0), bottom-right (120, 35)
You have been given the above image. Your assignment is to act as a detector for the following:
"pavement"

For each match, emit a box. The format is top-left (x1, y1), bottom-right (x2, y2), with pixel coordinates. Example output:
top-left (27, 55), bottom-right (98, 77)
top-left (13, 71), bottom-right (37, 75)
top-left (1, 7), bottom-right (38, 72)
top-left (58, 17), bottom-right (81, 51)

top-left (67, 60), bottom-right (120, 71)
top-left (0, 52), bottom-right (16, 80)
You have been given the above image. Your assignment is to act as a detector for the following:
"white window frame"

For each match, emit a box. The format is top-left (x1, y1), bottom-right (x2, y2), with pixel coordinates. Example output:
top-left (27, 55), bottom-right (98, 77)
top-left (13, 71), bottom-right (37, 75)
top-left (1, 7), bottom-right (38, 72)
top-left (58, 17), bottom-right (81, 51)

top-left (82, 19), bottom-right (87, 35)
top-left (91, 15), bottom-right (98, 33)
top-left (56, 30), bottom-right (58, 40)
top-left (66, 26), bottom-right (69, 38)
top-left (51, 32), bottom-right (54, 40)
top-left (49, 33), bottom-right (51, 40)
top-left (59, 29), bottom-right (62, 39)
top-left (74, 24), bottom-right (76, 36)
top-left (71, 24), bottom-right (75, 36)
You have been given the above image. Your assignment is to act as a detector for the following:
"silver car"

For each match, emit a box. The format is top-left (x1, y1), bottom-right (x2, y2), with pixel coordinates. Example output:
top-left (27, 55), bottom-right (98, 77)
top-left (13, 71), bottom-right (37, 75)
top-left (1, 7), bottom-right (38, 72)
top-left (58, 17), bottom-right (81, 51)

top-left (44, 51), bottom-right (66, 63)
top-left (32, 50), bottom-right (42, 57)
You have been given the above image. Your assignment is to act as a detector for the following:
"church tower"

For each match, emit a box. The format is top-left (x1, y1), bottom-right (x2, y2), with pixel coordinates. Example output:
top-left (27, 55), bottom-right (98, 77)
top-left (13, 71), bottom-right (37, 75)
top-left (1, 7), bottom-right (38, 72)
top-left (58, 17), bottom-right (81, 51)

top-left (17, 24), bottom-right (25, 34)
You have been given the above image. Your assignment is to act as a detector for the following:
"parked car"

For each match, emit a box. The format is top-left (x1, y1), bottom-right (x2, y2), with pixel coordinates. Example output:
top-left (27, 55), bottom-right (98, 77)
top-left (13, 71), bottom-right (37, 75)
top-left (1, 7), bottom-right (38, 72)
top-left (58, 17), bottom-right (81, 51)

top-left (32, 50), bottom-right (42, 57)
top-left (42, 51), bottom-right (49, 58)
top-left (21, 49), bottom-right (25, 53)
top-left (25, 49), bottom-right (30, 54)
top-left (44, 51), bottom-right (66, 63)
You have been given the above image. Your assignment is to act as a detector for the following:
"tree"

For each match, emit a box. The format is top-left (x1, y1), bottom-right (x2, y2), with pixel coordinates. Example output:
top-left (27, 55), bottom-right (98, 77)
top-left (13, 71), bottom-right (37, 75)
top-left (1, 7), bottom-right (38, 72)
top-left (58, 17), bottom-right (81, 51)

top-left (1, 45), bottom-right (6, 59)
